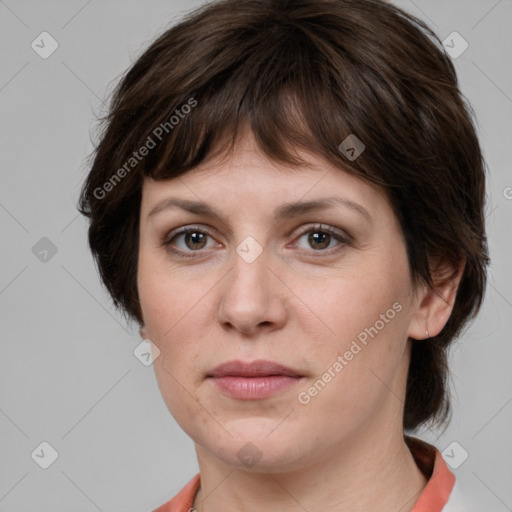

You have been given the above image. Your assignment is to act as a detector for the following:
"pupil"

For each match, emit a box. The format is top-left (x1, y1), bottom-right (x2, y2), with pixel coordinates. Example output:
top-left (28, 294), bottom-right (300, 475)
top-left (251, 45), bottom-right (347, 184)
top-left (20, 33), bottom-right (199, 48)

top-left (186, 232), bottom-right (206, 249)
top-left (309, 232), bottom-right (329, 249)
top-left (184, 231), bottom-right (331, 251)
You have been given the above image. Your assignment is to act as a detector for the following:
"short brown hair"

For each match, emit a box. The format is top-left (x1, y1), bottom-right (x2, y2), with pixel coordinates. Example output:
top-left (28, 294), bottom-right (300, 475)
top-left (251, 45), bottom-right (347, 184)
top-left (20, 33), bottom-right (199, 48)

top-left (78, 0), bottom-right (489, 430)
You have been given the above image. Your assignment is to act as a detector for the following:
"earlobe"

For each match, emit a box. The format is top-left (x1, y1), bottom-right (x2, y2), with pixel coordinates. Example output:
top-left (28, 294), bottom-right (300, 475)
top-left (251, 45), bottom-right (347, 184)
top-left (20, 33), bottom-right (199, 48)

top-left (408, 258), bottom-right (465, 340)
top-left (139, 324), bottom-right (148, 339)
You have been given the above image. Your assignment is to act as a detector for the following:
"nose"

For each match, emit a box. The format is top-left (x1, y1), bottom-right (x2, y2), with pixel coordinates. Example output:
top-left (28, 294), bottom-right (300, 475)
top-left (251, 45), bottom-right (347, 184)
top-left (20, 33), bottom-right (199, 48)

top-left (217, 248), bottom-right (288, 336)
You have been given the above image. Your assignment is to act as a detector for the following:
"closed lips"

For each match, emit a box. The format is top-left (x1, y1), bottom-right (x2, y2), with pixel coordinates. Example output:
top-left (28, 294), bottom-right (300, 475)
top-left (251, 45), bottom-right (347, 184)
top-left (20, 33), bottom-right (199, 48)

top-left (207, 360), bottom-right (303, 378)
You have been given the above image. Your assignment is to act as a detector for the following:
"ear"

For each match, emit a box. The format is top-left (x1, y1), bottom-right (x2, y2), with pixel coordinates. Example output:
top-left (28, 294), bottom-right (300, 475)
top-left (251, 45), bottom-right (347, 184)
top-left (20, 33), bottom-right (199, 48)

top-left (408, 257), bottom-right (465, 340)
top-left (139, 324), bottom-right (148, 339)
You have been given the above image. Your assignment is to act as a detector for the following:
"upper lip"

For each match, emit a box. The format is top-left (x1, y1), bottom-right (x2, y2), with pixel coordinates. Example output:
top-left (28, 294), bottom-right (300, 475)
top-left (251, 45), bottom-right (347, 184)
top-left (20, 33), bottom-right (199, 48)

top-left (208, 360), bottom-right (303, 378)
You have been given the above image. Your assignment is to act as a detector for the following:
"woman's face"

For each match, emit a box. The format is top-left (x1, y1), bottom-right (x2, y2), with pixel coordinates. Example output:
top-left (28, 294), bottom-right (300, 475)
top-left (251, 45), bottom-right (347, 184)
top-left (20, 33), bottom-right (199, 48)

top-left (137, 133), bottom-right (425, 471)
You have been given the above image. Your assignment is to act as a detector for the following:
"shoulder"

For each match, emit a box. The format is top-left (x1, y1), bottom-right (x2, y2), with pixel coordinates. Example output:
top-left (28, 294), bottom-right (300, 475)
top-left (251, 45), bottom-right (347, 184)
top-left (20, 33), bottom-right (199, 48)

top-left (442, 478), bottom-right (475, 512)
top-left (152, 473), bottom-right (201, 512)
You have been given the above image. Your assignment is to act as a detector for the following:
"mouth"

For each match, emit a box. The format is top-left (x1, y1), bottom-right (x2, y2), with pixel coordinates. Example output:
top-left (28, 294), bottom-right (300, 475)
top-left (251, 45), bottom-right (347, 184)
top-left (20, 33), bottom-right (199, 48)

top-left (208, 359), bottom-right (303, 378)
top-left (207, 360), bottom-right (305, 400)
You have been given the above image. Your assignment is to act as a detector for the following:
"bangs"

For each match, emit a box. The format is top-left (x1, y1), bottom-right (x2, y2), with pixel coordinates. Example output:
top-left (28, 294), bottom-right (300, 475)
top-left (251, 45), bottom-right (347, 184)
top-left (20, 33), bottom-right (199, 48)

top-left (97, 0), bottom-right (449, 195)
top-left (143, 33), bottom-right (358, 180)
top-left (120, 12), bottom-right (414, 188)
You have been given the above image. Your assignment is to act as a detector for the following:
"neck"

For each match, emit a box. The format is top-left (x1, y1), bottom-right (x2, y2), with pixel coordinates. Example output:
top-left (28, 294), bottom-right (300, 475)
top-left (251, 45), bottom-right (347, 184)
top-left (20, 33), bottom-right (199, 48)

top-left (192, 429), bottom-right (428, 512)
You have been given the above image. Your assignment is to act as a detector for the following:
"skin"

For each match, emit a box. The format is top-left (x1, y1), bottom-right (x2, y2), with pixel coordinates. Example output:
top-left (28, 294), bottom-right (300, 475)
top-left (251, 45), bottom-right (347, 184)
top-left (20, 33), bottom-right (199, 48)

top-left (137, 131), bottom-right (463, 512)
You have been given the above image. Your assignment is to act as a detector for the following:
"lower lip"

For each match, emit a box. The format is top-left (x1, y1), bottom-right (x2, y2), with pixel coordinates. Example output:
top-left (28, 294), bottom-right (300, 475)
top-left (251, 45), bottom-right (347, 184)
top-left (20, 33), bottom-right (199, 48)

top-left (209, 375), bottom-right (302, 400)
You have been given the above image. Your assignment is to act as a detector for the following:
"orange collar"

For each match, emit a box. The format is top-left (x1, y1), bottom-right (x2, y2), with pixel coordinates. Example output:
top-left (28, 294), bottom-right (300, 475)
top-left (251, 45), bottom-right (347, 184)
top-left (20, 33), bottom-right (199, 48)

top-left (406, 436), bottom-right (456, 511)
top-left (153, 437), bottom-right (455, 512)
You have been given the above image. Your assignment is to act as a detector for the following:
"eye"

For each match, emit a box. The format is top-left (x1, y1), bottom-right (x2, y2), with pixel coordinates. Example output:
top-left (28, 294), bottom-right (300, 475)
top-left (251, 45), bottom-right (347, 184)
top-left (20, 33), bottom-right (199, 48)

top-left (292, 224), bottom-right (350, 255)
top-left (162, 223), bottom-right (350, 258)
top-left (162, 225), bottom-right (219, 257)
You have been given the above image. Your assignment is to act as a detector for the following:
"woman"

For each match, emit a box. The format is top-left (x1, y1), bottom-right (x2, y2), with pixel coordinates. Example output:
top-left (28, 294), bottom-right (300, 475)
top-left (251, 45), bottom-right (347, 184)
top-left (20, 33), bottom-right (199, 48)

top-left (78, 0), bottom-right (489, 510)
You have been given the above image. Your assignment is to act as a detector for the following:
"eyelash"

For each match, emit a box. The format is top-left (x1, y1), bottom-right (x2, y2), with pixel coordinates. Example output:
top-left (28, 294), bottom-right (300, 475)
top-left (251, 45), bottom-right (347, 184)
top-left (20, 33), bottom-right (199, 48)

top-left (161, 224), bottom-right (351, 259)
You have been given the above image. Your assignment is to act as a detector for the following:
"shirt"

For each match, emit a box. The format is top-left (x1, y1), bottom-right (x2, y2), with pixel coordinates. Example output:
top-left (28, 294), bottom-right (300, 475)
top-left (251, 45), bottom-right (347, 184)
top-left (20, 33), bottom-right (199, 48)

top-left (152, 436), bottom-right (465, 512)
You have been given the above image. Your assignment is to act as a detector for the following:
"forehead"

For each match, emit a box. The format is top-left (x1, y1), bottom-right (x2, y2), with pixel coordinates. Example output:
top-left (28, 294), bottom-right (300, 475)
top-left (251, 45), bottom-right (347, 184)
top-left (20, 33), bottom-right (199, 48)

top-left (140, 132), bottom-right (390, 223)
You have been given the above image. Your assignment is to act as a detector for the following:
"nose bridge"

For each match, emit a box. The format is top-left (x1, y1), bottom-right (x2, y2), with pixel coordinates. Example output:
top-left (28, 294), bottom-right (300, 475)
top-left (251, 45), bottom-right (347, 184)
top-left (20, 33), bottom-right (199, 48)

top-left (217, 235), bottom-right (286, 333)
top-left (228, 236), bottom-right (270, 302)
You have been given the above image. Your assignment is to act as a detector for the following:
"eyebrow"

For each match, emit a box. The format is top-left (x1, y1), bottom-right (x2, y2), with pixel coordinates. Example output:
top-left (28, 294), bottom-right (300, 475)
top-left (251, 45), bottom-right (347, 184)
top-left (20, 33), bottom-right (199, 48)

top-left (147, 196), bottom-right (372, 224)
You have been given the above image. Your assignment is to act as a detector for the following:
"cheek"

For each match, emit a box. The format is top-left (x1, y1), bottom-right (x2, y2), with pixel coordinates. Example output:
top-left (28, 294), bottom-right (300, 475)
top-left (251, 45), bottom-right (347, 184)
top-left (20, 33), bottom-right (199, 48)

top-left (138, 244), bottom-right (205, 339)
top-left (137, 251), bottom-right (206, 381)
top-left (293, 291), bottom-right (409, 438)
top-left (295, 256), bottom-right (409, 351)
top-left (138, 270), bottom-right (208, 429)
top-left (290, 255), bottom-right (411, 406)
top-left (139, 277), bottom-right (202, 363)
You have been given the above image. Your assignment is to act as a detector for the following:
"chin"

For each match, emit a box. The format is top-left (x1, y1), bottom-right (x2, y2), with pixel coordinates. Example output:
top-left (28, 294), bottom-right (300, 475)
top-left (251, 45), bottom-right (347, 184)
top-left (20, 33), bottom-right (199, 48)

top-left (200, 424), bottom-right (316, 473)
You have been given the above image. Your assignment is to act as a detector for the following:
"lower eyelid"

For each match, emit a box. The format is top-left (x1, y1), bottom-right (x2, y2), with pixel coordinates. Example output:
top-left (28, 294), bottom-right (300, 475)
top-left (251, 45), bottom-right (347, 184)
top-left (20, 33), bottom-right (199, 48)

top-left (164, 228), bottom-right (216, 251)
top-left (292, 229), bottom-right (348, 252)
top-left (163, 225), bottom-right (350, 255)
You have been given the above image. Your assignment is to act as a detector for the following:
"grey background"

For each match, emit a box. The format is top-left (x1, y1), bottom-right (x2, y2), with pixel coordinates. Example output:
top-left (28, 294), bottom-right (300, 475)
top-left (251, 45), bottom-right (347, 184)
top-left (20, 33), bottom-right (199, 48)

top-left (0, 0), bottom-right (511, 510)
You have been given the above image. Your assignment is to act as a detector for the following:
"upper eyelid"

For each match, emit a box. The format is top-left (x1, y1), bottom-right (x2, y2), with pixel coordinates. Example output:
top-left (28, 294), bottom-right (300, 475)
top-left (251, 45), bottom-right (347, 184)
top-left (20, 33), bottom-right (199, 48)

top-left (165, 223), bottom-right (350, 247)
